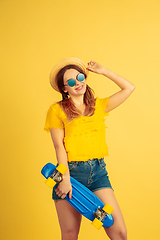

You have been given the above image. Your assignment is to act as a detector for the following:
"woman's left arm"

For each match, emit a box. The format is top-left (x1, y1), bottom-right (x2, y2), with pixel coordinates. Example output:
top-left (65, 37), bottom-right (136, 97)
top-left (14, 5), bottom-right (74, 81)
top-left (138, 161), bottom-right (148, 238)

top-left (87, 61), bottom-right (136, 112)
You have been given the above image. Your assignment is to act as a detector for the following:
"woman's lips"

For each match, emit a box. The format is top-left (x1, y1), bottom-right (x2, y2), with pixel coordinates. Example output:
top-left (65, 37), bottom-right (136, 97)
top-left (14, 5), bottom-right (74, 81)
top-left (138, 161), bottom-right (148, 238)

top-left (75, 85), bottom-right (83, 91)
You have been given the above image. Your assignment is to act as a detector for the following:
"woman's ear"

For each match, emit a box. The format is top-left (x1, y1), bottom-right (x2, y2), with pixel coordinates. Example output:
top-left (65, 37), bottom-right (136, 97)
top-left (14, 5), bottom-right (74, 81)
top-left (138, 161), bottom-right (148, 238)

top-left (63, 86), bottom-right (68, 93)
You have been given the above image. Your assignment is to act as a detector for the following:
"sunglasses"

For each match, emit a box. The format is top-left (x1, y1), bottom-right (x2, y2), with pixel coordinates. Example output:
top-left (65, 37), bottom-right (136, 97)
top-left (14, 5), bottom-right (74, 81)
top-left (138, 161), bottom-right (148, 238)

top-left (64, 73), bottom-right (85, 87)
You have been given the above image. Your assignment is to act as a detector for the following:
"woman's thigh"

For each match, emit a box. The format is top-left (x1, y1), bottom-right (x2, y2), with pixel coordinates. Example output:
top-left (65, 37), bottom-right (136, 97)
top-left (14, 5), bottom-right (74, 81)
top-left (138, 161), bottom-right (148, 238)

top-left (93, 188), bottom-right (127, 239)
top-left (55, 199), bottom-right (82, 237)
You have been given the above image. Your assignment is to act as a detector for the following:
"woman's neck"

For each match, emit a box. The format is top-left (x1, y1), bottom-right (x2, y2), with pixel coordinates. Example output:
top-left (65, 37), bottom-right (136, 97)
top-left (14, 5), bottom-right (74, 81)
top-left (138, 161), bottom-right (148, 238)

top-left (70, 95), bottom-right (84, 107)
top-left (70, 95), bottom-right (86, 115)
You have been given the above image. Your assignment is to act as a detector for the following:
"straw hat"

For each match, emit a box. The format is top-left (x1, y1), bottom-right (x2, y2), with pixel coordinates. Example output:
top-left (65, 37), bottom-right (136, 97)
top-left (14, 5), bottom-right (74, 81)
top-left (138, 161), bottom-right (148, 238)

top-left (50, 57), bottom-right (89, 92)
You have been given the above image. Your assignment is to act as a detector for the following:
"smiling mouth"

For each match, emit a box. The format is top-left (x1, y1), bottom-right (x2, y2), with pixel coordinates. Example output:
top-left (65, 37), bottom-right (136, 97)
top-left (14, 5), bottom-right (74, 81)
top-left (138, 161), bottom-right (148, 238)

top-left (75, 85), bottom-right (83, 91)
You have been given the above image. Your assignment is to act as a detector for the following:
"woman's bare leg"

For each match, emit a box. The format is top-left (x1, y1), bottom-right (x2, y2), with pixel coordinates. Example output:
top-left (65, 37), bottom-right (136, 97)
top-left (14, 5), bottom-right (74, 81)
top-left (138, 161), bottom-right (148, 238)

top-left (55, 200), bottom-right (82, 240)
top-left (94, 188), bottom-right (127, 240)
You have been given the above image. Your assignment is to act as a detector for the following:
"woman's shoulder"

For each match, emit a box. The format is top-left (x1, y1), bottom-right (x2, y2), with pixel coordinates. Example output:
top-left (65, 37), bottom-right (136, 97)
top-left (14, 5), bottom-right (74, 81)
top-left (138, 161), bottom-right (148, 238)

top-left (95, 97), bottom-right (110, 116)
top-left (49, 101), bottom-right (68, 121)
top-left (49, 101), bottom-right (62, 112)
top-left (95, 97), bottom-right (109, 107)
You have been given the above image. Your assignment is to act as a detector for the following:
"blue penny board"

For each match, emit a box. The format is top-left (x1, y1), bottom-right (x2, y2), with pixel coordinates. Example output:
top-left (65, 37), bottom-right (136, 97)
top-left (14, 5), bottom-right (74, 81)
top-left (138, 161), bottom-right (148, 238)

top-left (41, 163), bottom-right (113, 228)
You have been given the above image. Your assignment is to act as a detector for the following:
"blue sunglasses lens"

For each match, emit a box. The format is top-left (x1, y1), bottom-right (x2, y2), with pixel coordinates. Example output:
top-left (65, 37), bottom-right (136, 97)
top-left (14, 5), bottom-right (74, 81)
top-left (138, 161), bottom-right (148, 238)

top-left (68, 78), bottom-right (76, 87)
top-left (67, 73), bottom-right (85, 87)
top-left (77, 73), bottom-right (85, 81)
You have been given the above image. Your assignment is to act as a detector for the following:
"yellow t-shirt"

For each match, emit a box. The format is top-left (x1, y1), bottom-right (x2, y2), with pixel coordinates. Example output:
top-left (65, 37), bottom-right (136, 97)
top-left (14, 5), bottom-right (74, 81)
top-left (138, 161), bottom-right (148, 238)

top-left (44, 97), bottom-right (110, 162)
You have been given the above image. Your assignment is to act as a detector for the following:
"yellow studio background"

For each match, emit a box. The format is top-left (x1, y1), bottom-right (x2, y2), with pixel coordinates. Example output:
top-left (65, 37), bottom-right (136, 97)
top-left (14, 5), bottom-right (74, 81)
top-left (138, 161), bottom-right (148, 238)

top-left (0, 0), bottom-right (160, 239)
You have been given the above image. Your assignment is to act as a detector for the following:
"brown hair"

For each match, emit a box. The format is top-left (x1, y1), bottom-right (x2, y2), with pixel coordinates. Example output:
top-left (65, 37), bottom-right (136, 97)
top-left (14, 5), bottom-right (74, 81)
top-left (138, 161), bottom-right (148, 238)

top-left (56, 65), bottom-right (95, 121)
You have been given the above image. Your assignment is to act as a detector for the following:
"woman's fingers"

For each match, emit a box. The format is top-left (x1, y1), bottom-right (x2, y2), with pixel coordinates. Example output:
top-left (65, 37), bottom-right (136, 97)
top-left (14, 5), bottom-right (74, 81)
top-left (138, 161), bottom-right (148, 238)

top-left (88, 61), bottom-right (96, 65)
top-left (68, 189), bottom-right (72, 199)
top-left (61, 193), bottom-right (67, 199)
top-left (87, 61), bottom-right (95, 68)
top-left (55, 188), bottom-right (66, 198)
top-left (55, 185), bottom-right (72, 199)
top-left (87, 61), bottom-right (96, 72)
top-left (87, 61), bottom-right (104, 74)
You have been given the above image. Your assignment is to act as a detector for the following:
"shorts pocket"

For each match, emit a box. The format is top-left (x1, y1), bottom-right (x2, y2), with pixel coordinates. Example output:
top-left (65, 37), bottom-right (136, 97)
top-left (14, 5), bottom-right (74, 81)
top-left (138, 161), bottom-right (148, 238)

top-left (68, 162), bottom-right (78, 171)
top-left (99, 158), bottom-right (107, 170)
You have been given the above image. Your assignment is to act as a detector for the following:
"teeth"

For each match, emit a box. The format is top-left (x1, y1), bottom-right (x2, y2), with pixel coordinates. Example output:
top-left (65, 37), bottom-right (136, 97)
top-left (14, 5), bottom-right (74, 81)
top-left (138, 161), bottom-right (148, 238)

top-left (76, 86), bottom-right (83, 90)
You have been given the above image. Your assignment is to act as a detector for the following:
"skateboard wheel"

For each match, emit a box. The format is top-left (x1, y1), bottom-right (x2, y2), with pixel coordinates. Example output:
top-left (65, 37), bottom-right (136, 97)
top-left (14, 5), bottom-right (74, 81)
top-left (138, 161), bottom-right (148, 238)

top-left (92, 218), bottom-right (103, 230)
top-left (56, 163), bottom-right (68, 175)
top-left (45, 177), bottom-right (56, 188)
top-left (102, 203), bottom-right (114, 215)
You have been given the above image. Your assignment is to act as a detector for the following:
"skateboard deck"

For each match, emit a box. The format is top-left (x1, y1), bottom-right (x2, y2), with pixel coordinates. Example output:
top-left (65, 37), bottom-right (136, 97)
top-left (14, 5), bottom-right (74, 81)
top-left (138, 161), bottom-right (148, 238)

top-left (41, 163), bottom-right (114, 229)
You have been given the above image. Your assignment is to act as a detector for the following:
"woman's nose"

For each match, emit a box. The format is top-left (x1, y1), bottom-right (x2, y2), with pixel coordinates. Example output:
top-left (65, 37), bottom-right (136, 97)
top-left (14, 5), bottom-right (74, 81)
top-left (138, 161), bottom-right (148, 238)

top-left (75, 79), bottom-right (80, 85)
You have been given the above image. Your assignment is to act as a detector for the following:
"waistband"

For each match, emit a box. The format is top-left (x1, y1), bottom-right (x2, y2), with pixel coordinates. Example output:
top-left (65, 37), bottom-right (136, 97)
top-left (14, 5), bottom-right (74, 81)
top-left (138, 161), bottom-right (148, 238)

top-left (68, 158), bottom-right (104, 165)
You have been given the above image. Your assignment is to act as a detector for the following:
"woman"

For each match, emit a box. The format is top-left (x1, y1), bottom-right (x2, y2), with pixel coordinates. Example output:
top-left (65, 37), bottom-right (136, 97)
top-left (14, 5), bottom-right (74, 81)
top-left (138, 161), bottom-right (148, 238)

top-left (44, 57), bottom-right (135, 240)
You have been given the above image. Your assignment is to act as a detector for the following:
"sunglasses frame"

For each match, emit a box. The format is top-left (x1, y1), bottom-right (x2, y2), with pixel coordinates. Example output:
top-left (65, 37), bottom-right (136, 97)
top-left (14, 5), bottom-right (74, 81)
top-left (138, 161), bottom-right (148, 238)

top-left (64, 73), bottom-right (86, 87)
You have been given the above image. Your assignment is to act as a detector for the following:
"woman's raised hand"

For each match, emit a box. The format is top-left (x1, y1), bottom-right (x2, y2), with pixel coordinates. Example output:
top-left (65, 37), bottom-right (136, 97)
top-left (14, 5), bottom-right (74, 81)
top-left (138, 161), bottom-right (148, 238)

top-left (87, 61), bottom-right (105, 74)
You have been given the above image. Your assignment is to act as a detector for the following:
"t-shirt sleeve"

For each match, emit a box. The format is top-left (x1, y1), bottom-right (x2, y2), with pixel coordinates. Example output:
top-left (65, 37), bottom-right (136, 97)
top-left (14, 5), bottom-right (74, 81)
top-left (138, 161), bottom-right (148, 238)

top-left (44, 105), bottom-right (64, 132)
top-left (98, 97), bottom-right (110, 116)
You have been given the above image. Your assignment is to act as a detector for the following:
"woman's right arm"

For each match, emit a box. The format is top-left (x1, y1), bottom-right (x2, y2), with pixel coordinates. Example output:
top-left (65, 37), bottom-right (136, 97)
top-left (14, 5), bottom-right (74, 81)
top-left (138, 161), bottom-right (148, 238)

top-left (50, 127), bottom-right (72, 199)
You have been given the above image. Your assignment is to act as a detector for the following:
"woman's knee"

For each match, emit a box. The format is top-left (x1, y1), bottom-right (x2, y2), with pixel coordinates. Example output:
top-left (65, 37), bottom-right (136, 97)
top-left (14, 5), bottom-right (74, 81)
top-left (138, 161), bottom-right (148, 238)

top-left (119, 229), bottom-right (127, 240)
top-left (55, 200), bottom-right (81, 240)
top-left (62, 227), bottom-right (80, 240)
top-left (105, 224), bottom-right (127, 240)
top-left (117, 226), bottom-right (127, 240)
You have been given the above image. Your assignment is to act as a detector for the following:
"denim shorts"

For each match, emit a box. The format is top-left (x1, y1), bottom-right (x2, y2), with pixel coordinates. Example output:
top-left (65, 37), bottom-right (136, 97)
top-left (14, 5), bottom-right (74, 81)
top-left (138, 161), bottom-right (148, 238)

top-left (52, 158), bottom-right (113, 201)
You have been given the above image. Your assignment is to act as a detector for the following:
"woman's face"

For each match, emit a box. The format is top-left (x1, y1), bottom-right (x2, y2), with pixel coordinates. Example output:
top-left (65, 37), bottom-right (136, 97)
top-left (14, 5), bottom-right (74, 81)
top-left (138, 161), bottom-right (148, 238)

top-left (63, 69), bottom-right (86, 97)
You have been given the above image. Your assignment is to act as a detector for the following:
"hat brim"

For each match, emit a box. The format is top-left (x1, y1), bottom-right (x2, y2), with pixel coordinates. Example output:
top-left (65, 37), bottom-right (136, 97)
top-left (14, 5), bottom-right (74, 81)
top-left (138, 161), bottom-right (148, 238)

top-left (50, 57), bottom-right (89, 92)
